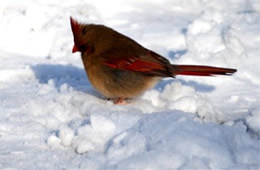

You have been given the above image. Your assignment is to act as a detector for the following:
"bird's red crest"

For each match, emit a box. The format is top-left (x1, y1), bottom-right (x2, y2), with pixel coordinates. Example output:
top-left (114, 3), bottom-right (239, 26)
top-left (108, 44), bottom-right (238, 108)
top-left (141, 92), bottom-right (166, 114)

top-left (70, 17), bottom-right (82, 53)
top-left (70, 17), bottom-right (80, 37)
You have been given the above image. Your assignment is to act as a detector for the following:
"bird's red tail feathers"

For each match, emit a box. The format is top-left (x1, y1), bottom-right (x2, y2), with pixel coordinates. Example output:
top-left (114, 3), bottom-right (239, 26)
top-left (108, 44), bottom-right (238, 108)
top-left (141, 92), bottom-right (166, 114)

top-left (172, 65), bottom-right (237, 76)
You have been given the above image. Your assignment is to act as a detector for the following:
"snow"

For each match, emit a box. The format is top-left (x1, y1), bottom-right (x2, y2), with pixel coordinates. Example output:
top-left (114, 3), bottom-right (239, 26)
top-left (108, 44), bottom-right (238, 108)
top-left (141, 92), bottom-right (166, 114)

top-left (0, 0), bottom-right (259, 169)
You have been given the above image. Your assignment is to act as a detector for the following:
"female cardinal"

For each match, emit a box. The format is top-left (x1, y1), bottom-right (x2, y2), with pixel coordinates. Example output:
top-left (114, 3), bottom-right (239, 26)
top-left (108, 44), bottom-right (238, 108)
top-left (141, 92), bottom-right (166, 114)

top-left (70, 17), bottom-right (236, 104)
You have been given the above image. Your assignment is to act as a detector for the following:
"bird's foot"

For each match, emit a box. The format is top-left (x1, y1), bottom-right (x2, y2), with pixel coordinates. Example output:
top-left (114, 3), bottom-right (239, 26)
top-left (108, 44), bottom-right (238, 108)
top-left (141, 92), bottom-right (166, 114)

top-left (107, 98), bottom-right (128, 104)
top-left (114, 98), bottom-right (128, 104)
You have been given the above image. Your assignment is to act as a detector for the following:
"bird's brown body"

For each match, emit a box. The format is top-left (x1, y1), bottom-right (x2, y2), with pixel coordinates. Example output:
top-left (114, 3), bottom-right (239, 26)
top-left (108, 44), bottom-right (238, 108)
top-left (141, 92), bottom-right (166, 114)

top-left (85, 63), bottom-right (159, 99)
top-left (70, 17), bottom-right (236, 104)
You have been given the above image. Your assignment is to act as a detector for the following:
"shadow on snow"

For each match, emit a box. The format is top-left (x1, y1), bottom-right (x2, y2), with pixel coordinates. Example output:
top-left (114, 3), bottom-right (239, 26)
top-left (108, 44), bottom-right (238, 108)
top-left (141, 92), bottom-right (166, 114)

top-left (31, 64), bottom-right (91, 93)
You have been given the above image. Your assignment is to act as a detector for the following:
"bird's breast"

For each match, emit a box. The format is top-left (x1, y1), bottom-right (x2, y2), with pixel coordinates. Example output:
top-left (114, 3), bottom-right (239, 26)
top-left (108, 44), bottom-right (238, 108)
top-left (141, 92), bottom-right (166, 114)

top-left (85, 63), bottom-right (159, 98)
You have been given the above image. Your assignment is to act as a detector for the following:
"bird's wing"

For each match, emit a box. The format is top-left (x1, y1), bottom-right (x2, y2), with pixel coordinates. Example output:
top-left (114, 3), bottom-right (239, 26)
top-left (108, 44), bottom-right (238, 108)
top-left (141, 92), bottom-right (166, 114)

top-left (102, 49), bottom-right (173, 77)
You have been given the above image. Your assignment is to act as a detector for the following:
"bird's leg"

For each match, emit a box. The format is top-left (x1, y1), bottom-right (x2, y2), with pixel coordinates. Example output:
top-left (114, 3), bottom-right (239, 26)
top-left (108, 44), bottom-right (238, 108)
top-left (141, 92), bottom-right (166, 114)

top-left (106, 97), bottom-right (128, 104)
top-left (113, 98), bottom-right (128, 104)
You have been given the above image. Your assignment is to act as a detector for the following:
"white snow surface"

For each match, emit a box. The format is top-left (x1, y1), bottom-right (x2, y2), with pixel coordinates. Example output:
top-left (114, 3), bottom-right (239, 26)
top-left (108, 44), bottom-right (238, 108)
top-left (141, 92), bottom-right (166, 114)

top-left (0, 0), bottom-right (260, 169)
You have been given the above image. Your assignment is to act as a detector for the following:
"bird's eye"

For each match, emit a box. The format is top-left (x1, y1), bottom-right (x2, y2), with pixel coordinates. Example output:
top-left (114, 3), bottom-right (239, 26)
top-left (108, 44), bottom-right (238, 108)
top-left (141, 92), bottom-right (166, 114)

top-left (82, 26), bottom-right (87, 35)
top-left (79, 45), bottom-right (86, 52)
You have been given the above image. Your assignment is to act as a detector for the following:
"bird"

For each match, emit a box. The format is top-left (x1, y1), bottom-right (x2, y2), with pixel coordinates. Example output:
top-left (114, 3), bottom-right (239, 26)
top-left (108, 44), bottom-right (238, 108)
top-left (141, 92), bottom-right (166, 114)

top-left (70, 17), bottom-right (237, 104)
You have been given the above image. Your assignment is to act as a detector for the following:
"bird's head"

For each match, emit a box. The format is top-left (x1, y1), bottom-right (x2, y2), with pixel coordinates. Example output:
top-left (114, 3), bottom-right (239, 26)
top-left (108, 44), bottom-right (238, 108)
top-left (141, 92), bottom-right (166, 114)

top-left (70, 17), bottom-right (95, 54)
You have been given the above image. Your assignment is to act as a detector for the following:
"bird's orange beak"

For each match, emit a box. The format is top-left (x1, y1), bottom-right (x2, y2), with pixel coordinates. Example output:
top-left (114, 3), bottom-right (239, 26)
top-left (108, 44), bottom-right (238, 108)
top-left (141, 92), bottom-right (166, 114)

top-left (72, 45), bottom-right (79, 53)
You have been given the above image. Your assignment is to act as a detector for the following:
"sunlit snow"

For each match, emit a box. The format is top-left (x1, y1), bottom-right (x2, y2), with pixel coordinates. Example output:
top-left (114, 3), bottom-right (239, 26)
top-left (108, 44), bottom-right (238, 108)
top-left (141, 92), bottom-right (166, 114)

top-left (0, 0), bottom-right (259, 169)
